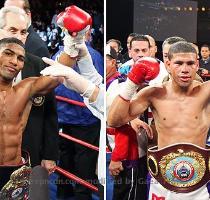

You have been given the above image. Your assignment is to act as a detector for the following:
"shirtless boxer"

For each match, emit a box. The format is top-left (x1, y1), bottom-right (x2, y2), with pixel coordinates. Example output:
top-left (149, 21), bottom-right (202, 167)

top-left (0, 37), bottom-right (64, 193)
top-left (107, 41), bottom-right (210, 199)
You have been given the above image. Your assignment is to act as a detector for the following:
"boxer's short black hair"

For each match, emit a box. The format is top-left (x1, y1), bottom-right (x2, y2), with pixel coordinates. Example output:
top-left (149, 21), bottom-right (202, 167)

top-left (0, 37), bottom-right (25, 49)
top-left (168, 41), bottom-right (197, 60)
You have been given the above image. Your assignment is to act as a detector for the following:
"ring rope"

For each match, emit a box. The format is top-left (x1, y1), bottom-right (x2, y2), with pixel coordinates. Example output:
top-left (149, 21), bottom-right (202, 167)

top-left (54, 166), bottom-right (98, 192)
top-left (59, 132), bottom-right (111, 153)
top-left (59, 132), bottom-right (99, 151)
top-left (201, 74), bottom-right (210, 77)
top-left (56, 95), bottom-right (86, 107)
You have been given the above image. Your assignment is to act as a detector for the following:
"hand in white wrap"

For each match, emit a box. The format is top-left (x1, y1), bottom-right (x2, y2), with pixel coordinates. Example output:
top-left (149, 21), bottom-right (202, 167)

top-left (63, 27), bottom-right (89, 58)
top-left (40, 57), bottom-right (96, 98)
top-left (57, 5), bottom-right (92, 57)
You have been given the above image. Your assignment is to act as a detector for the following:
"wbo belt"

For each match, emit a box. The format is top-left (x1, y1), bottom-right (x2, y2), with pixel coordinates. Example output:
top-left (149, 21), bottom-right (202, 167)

top-left (147, 143), bottom-right (210, 193)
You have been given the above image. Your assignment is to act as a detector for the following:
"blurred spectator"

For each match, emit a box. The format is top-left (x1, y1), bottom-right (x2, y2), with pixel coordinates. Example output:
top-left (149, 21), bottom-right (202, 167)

top-left (4, 0), bottom-right (51, 58)
top-left (122, 33), bottom-right (139, 63)
top-left (107, 39), bottom-right (124, 66)
top-left (199, 44), bottom-right (210, 76)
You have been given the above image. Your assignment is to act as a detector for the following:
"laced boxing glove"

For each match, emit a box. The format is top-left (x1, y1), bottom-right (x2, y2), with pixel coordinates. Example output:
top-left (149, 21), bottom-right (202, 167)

top-left (56, 5), bottom-right (92, 57)
top-left (120, 57), bottom-right (160, 101)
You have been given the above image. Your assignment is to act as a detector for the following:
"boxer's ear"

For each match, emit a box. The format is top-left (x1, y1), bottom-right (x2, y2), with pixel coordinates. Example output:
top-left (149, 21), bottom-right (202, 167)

top-left (195, 59), bottom-right (199, 72)
top-left (165, 60), bottom-right (171, 74)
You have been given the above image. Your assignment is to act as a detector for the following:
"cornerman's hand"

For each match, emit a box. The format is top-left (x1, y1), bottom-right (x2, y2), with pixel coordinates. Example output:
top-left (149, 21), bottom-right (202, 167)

top-left (109, 160), bottom-right (124, 176)
top-left (41, 160), bottom-right (56, 174)
top-left (130, 118), bottom-right (153, 139)
top-left (41, 57), bottom-right (96, 98)
top-left (41, 57), bottom-right (72, 77)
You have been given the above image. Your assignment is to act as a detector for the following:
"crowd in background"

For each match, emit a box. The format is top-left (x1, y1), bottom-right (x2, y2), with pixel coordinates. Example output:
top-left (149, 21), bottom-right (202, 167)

top-left (30, 0), bottom-right (103, 57)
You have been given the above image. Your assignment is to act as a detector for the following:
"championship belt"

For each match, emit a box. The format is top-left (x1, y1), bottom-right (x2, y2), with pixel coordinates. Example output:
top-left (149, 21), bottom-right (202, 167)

top-left (0, 151), bottom-right (32, 199)
top-left (147, 143), bottom-right (210, 193)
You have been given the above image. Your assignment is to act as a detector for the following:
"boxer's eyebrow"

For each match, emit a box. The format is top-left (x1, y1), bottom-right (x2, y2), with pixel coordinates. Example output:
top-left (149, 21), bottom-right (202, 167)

top-left (4, 48), bottom-right (15, 53)
top-left (187, 61), bottom-right (195, 65)
top-left (4, 49), bottom-right (25, 61)
top-left (174, 61), bottom-right (183, 65)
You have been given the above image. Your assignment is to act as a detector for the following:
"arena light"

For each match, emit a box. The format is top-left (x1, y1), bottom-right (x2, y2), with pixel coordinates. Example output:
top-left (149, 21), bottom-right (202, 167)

top-left (202, 7), bottom-right (205, 11)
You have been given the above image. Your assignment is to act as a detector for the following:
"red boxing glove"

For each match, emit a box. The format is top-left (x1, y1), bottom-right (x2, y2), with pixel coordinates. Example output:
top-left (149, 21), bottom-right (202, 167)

top-left (56, 5), bottom-right (92, 36)
top-left (128, 57), bottom-right (160, 85)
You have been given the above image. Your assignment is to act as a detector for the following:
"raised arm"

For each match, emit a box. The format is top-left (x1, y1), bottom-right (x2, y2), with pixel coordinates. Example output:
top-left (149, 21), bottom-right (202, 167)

top-left (107, 57), bottom-right (160, 127)
top-left (107, 87), bottom-right (152, 127)
top-left (29, 75), bottom-right (61, 97)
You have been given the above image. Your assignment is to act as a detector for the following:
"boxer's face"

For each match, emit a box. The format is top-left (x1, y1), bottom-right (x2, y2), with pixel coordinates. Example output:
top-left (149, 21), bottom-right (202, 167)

top-left (129, 40), bottom-right (150, 62)
top-left (3, 12), bottom-right (28, 44)
top-left (166, 53), bottom-right (198, 88)
top-left (0, 43), bottom-right (25, 81)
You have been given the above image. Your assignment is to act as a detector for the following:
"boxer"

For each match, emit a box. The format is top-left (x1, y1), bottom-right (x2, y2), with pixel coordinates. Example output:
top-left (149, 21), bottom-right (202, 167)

top-left (0, 36), bottom-right (95, 198)
top-left (0, 5), bottom-right (97, 198)
top-left (107, 41), bottom-right (210, 199)
top-left (0, 37), bottom-right (62, 197)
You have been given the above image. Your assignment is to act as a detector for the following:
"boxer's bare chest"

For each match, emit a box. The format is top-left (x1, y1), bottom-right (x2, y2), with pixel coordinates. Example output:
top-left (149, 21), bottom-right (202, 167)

top-left (0, 88), bottom-right (31, 124)
top-left (151, 88), bottom-right (208, 130)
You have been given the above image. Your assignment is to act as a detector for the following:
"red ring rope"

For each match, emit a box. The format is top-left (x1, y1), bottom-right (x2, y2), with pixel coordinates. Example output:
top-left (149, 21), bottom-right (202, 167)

top-left (56, 95), bottom-right (86, 107)
top-left (59, 132), bottom-right (99, 151)
top-left (201, 74), bottom-right (210, 77)
top-left (59, 132), bottom-right (111, 153)
top-left (54, 166), bottom-right (98, 192)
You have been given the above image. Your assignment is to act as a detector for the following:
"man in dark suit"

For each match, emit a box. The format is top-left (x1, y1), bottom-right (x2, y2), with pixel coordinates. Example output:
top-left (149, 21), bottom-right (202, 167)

top-left (0, 6), bottom-right (59, 171)
top-left (4, 0), bottom-right (50, 58)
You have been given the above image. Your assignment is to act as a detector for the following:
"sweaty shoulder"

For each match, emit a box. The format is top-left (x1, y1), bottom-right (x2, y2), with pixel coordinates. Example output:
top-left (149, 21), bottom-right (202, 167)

top-left (201, 80), bottom-right (210, 88)
top-left (136, 82), bottom-right (166, 99)
top-left (200, 80), bottom-right (210, 96)
top-left (13, 77), bottom-right (39, 91)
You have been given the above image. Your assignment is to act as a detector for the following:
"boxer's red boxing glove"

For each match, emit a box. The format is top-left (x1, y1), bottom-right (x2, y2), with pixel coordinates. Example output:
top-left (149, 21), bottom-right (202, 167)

top-left (128, 57), bottom-right (160, 85)
top-left (56, 5), bottom-right (92, 35)
top-left (119, 57), bottom-right (160, 101)
top-left (56, 6), bottom-right (92, 57)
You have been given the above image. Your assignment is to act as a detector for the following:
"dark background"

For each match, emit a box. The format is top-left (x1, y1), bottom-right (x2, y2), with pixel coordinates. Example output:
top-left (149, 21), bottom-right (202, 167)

top-left (107, 0), bottom-right (210, 59)
top-left (133, 0), bottom-right (197, 42)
